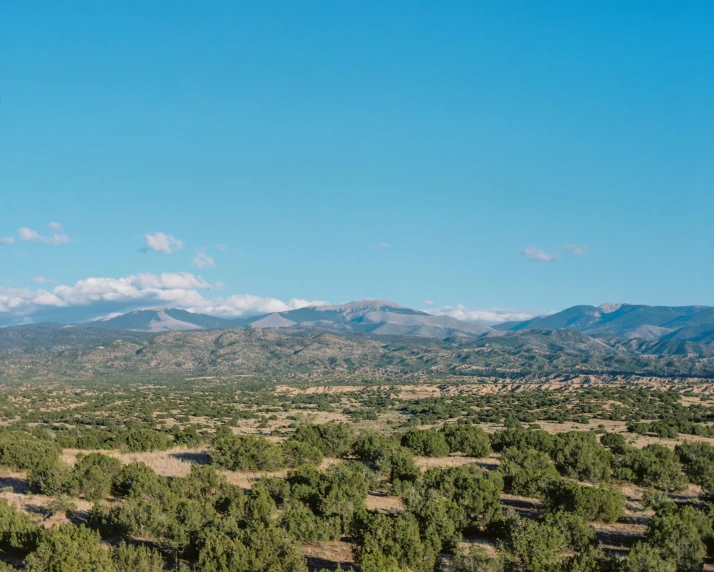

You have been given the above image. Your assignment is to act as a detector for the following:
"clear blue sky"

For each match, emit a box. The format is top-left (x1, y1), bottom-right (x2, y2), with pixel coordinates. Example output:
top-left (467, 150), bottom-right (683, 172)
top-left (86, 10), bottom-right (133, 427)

top-left (1, 1), bottom-right (712, 324)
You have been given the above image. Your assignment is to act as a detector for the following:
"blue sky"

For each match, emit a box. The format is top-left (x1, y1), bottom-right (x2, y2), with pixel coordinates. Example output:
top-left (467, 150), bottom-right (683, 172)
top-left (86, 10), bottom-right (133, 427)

top-left (1, 1), bottom-right (712, 325)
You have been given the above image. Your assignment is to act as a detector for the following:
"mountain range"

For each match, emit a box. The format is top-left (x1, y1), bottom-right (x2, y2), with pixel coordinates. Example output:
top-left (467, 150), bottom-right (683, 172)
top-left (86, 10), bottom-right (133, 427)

top-left (2, 302), bottom-right (714, 359)
top-left (87, 300), bottom-right (494, 338)
top-left (497, 303), bottom-right (714, 343)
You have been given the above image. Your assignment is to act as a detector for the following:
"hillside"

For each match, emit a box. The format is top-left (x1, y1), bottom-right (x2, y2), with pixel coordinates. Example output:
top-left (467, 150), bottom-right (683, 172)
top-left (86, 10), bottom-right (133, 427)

top-left (497, 303), bottom-right (714, 342)
top-left (2, 327), bottom-right (713, 382)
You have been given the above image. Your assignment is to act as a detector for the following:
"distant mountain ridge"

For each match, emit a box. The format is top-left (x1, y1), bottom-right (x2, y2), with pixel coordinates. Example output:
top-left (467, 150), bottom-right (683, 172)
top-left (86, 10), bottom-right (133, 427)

top-left (6, 301), bottom-right (713, 347)
top-left (87, 300), bottom-right (495, 339)
top-left (497, 303), bottom-right (714, 342)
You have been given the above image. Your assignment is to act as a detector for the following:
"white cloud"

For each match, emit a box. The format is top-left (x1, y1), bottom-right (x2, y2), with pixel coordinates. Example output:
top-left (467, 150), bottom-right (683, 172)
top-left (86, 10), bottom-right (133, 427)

top-left (216, 243), bottom-right (230, 252)
top-left (0, 272), bottom-right (327, 324)
top-left (32, 276), bottom-right (56, 284)
top-left (144, 232), bottom-right (184, 254)
top-left (191, 248), bottom-right (215, 269)
top-left (423, 299), bottom-right (434, 306)
top-left (429, 304), bottom-right (549, 324)
top-left (18, 222), bottom-right (71, 245)
top-left (0, 237), bottom-right (15, 245)
top-left (564, 244), bottom-right (588, 256)
top-left (522, 246), bottom-right (558, 262)
top-left (374, 242), bottom-right (390, 249)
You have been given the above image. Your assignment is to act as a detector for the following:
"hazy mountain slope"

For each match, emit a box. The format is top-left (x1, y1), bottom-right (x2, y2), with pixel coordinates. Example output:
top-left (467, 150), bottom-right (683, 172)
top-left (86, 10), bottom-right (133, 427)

top-left (0, 327), bottom-right (155, 354)
top-left (86, 300), bottom-right (494, 339)
top-left (497, 304), bottom-right (714, 342)
top-left (89, 309), bottom-right (232, 331)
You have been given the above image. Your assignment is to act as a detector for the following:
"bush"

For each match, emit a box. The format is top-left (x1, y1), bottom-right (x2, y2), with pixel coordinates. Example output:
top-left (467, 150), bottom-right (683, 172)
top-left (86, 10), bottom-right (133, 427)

top-left (501, 518), bottom-right (567, 572)
top-left (647, 504), bottom-right (712, 572)
top-left (675, 441), bottom-right (714, 486)
top-left (545, 481), bottom-right (624, 523)
top-left (0, 438), bottom-right (61, 472)
top-left (291, 422), bottom-right (355, 458)
top-left (616, 444), bottom-right (687, 492)
top-left (451, 546), bottom-right (503, 572)
top-left (401, 429), bottom-right (450, 457)
top-left (24, 525), bottom-right (113, 572)
top-left (198, 524), bottom-right (308, 572)
top-left (281, 440), bottom-right (323, 468)
top-left (73, 453), bottom-right (123, 501)
top-left (351, 511), bottom-right (438, 572)
top-left (491, 429), bottom-right (554, 454)
top-left (552, 432), bottom-right (612, 484)
top-left (0, 499), bottom-right (41, 553)
top-left (212, 434), bottom-right (284, 471)
top-left (441, 424), bottom-right (492, 457)
top-left (111, 541), bottom-right (165, 572)
top-left (621, 542), bottom-right (676, 572)
top-left (600, 432), bottom-right (627, 454)
top-left (123, 429), bottom-right (169, 453)
top-left (500, 447), bottom-right (559, 498)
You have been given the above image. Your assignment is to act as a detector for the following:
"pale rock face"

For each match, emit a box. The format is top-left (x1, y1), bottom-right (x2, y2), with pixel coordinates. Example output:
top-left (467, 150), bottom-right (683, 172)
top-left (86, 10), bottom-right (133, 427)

top-left (598, 303), bottom-right (623, 314)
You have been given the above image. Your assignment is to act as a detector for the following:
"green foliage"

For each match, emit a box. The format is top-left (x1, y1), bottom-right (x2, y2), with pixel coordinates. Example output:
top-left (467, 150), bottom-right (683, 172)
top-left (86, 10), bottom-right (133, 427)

top-left (0, 436), bottom-right (61, 472)
top-left (401, 429), bottom-right (451, 457)
top-left (24, 525), bottom-right (113, 572)
top-left (212, 434), bottom-right (283, 471)
top-left (647, 504), bottom-right (713, 572)
top-left (73, 453), bottom-right (123, 501)
top-left (500, 447), bottom-right (559, 498)
top-left (123, 429), bottom-right (170, 452)
top-left (198, 524), bottom-right (308, 572)
top-left (351, 511), bottom-right (438, 572)
top-left (441, 424), bottom-right (492, 457)
top-left (491, 429), bottom-right (555, 454)
top-left (111, 542), bottom-right (165, 572)
top-left (620, 542), bottom-right (676, 572)
top-left (290, 422), bottom-right (355, 458)
top-left (281, 440), bottom-right (323, 467)
top-left (545, 481), bottom-right (624, 523)
top-left (599, 432), bottom-right (627, 454)
top-left (451, 546), bottom-right (503, 572)
top-left (0, 499), bottom-right (41, 553)
top-left (542, 511), bottom-right (598, 551)
top-left (552, 432), bottom-right (612, 484)
top-left (501, 518), bottom-right (567, 572)
top-left (675, 441), bottom-right (714, 486)
top-left (615, 444), bottom-right (687, 492)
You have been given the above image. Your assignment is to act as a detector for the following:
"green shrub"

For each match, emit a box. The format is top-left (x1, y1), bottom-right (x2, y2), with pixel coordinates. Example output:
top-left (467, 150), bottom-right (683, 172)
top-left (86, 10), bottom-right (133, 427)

top-left (24, 525), bottom-right (113, 572)
top-left (351, 511), bottom-right (438, 572)
top-left (111, 541), bottom-right (165, 572)
top-left (72, 453), bottom-right (123, 501)
top-left (123, 429), bottom-right (169, 453)
top-left (647, 504), bottom-right (712, 572)
top-left (212, 434), bottom-right (284, 471)
top-left (616, 444), bottom-right (686, 492)
top-left (545, 481), bottom-right (624, 523)
top-left (281, 440), bottom-right (323, 468)
top-left (0, 499), bottom-right (41, 553)
top-left (500, 447), bottom-right (559, 498)
top-left (0, 438), bottom-right (61, 472)
top-left (552, 432), bottom-right (612, 484)
top-left (441, 424), bottom-right (492, 457)
top-left (401, 429), bottom-right (450, 457)
top-left (621, 542), bottom-right (676, 572)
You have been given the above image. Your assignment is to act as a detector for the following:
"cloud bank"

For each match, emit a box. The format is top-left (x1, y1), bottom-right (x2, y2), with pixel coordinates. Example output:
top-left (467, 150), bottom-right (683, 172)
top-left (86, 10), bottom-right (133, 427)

top-left (428, 304), bottom-right (547, 324)
top-left (0, 272), bottom-right (323, 325)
